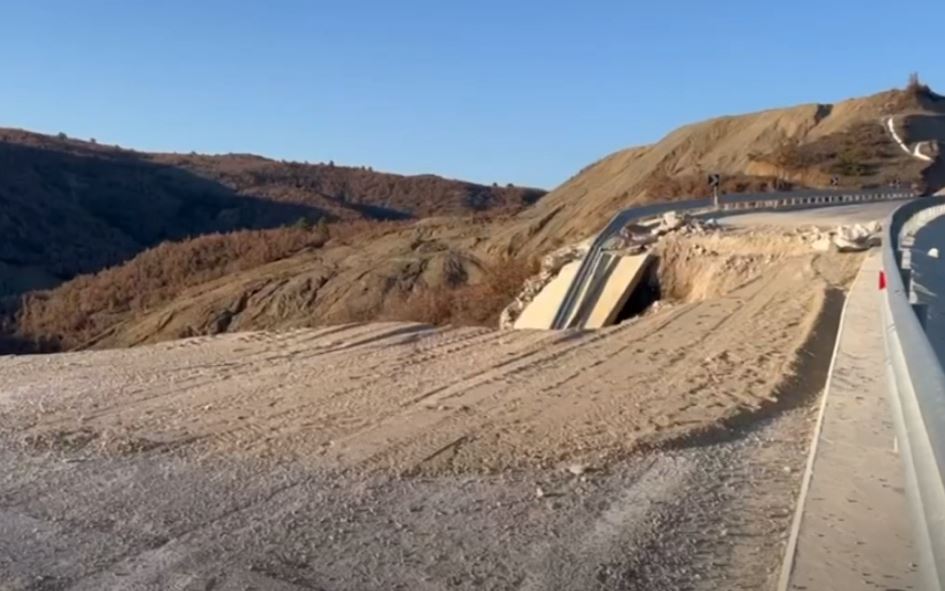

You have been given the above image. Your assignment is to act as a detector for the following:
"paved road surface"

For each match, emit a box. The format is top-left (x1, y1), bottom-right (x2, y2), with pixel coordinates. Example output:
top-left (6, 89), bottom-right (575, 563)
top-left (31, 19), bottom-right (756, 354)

top-left (782, 251), bottom-right (917, 590)
top-left (909, 213), bottom-right (945, 364)
top-left (720, 201), bottom-right (903, 228)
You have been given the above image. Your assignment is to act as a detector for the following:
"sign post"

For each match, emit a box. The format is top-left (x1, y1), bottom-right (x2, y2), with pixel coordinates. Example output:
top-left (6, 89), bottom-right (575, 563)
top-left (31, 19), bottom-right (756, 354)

top-left (708, 173), bottom-right (721, 210)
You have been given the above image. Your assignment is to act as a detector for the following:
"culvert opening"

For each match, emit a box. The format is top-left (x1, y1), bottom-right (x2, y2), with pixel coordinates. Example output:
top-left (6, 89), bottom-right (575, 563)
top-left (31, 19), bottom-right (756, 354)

top-left (609, 237), bottom-right (787, 326)
top-left (613, 260), bottom-right (662, 324)
top-left (509, 230), bottom-right (812, 331)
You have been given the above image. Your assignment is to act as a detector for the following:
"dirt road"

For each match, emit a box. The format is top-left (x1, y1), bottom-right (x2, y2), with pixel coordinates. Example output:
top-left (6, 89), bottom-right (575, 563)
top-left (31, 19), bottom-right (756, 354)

top-left (0, 233), bottom-right (861, 590)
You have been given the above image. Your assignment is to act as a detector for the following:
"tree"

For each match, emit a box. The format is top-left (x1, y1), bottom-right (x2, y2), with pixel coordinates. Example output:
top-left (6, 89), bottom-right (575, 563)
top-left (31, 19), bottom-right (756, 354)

top-left (907, 72), bottom-right (929, 96)
top-left (57, 132), bottom-right (67, 140)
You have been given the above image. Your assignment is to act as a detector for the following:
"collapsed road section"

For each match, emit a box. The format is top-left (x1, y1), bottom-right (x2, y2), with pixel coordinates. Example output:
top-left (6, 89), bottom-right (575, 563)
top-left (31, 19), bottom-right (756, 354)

top-left (0, 223), bottom-right (869, 590)
top-left (504, 212), bottom-right (883, 332)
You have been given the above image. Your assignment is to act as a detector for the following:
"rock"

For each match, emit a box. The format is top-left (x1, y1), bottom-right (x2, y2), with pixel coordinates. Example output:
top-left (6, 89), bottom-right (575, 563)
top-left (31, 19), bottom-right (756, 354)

top-left (811, 237), bottom-right (833, 252)
top-left (603, 224), bottom-right (655, 251)
top-left (655, 211), bottom-right (688, 233)
top-left (833, 222), bottom-right (882, 252)
top-left (567, 463), bottom-right (588, 476)
top-left (535, 486), bottom-right (545, 498)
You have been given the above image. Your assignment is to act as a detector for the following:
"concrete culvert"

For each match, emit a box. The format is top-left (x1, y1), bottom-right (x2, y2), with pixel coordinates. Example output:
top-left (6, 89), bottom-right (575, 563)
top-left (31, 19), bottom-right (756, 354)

top-left (511, 225), bottom-right (857, 330)
top-left (613, 261), bottom-right (662, 323)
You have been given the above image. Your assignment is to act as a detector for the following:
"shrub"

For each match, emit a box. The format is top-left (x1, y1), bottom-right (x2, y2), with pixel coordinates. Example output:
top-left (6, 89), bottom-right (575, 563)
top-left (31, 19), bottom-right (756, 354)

top-left (831, 148), bottom-right (868, 176)
top-left (383, 256), bottom-right (539, 327)
top-left (15, 226), bottom-right (331, 348)
top-left (907, 72), bottom-right (930, 96)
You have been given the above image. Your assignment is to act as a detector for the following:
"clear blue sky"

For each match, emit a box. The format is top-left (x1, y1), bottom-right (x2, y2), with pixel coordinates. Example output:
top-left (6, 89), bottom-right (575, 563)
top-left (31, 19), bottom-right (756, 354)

top-left (2, 1), bottom-right (943, 189)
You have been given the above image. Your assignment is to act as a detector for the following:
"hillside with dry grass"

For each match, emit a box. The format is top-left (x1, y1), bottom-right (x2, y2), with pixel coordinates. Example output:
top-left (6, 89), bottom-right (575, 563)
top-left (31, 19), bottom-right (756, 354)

top-left (492, 85), bottom-right (945, 254)
top-left (0, 129), bottom-right (544, 297)
top-left (6, 217), bottom-right (534, 352)
top-left (4, 84), bottom-right (945, 354)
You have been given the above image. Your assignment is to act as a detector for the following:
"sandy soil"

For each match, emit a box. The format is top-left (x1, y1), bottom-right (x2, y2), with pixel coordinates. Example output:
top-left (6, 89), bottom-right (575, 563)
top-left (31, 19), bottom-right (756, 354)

top-left (2, 251), bottom-right (857, 477)
top-left (0, 230), bottom-right (864, 590)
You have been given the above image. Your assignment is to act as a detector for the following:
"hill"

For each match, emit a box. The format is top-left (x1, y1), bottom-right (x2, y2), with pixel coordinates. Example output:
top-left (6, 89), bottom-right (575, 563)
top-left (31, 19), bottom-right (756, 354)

top-left (4, 85), bottom-right (945, 353)
top-left (0, 129), bottom-right (544, 296)
top-left (492, 86), bottom-right (945, 253)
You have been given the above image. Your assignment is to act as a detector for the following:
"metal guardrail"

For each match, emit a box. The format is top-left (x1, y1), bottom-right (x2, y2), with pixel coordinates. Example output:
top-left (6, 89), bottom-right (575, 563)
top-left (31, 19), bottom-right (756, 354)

top-left (881, 197), bottom-right (945, 590)
top-left (551, 188), bottom-right (915, 329)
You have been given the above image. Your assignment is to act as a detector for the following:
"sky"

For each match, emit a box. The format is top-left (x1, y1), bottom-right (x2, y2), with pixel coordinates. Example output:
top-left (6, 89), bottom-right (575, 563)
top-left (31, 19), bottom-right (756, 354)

top-left (1, 1), bottom-right (943, 189)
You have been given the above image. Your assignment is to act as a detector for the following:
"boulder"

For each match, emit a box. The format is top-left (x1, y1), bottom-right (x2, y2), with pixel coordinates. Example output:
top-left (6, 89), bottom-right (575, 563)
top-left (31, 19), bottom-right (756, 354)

top-left (832, 221), bottom-right (882, 252)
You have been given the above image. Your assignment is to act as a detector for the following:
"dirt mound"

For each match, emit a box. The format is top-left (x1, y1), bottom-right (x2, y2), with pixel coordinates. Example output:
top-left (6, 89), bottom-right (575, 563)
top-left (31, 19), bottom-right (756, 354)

top-left (0, 235), bottom-right (860, 476)
top-left (653, 229), bottom-right (856, 302)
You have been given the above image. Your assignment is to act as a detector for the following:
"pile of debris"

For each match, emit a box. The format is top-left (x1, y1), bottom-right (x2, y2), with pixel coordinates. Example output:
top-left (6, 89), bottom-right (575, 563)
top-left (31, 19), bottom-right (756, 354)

top-left (499, 211), bottom-right (717, 328)
top-left (833, 221), bottom-right (883, 251)
top-left (498, 242), bottom-right (589, 329)
top-left (799, 221), bottom-right (883, 252)
top-left (601, 212), bottom-right (720, 254)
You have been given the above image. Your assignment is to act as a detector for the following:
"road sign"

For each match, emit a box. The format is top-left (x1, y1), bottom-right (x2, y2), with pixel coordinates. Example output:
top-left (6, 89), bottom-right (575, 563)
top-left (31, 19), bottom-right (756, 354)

top-left (707, 173), bottom-right (721, 209)
top-left (830, 176), bottom-right (839, 186)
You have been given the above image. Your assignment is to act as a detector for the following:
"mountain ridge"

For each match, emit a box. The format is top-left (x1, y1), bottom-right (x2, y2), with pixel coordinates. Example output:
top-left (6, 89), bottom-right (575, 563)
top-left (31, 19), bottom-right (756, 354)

top-left (4, 84), bottom-right (944, 353)
top-left (0, 127), bottom-right (544, 297)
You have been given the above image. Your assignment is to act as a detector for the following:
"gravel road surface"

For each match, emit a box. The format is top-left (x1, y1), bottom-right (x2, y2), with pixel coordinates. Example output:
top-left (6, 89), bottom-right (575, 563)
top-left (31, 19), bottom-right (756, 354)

top-left (0, 230), bottom-right (860, 590)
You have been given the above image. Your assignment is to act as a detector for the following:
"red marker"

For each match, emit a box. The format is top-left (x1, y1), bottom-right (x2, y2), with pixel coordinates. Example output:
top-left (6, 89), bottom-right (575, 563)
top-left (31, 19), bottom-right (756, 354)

top-left (879, 270), bottom-right (887, 290)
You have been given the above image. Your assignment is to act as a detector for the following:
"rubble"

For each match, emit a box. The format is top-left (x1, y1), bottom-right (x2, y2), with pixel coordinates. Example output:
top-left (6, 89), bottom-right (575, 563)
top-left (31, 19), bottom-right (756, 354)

top-left (792, 221), bottom-right (883, 253)
top-left (498, 242), bottom-right (589, 329)
top-left (499, 211), bottom-right (720, 329)
top-left (831, 221), bottom-right (882, 252)
top-left (601, 212), bottom-right (719, 254)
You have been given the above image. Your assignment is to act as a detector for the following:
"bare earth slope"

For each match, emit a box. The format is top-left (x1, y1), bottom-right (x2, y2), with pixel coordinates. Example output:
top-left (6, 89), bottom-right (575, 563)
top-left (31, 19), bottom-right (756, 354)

top-left (0, 237), bottom-right (860, 589)
top-left (1, 232), bottom-right (859, 472)
top-left (493, 88), bottom-right (945, 254)
top-left (0, 129), bottom-right (543, 296)
top-left (11, 219), bottom-right (499, 351)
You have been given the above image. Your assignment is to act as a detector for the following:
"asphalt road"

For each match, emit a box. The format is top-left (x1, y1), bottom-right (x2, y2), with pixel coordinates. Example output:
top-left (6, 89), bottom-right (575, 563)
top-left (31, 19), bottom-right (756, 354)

top-left (908, 212), bottom-right (945, 364)
top-left (719, 201), bottom-right (903, 228)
